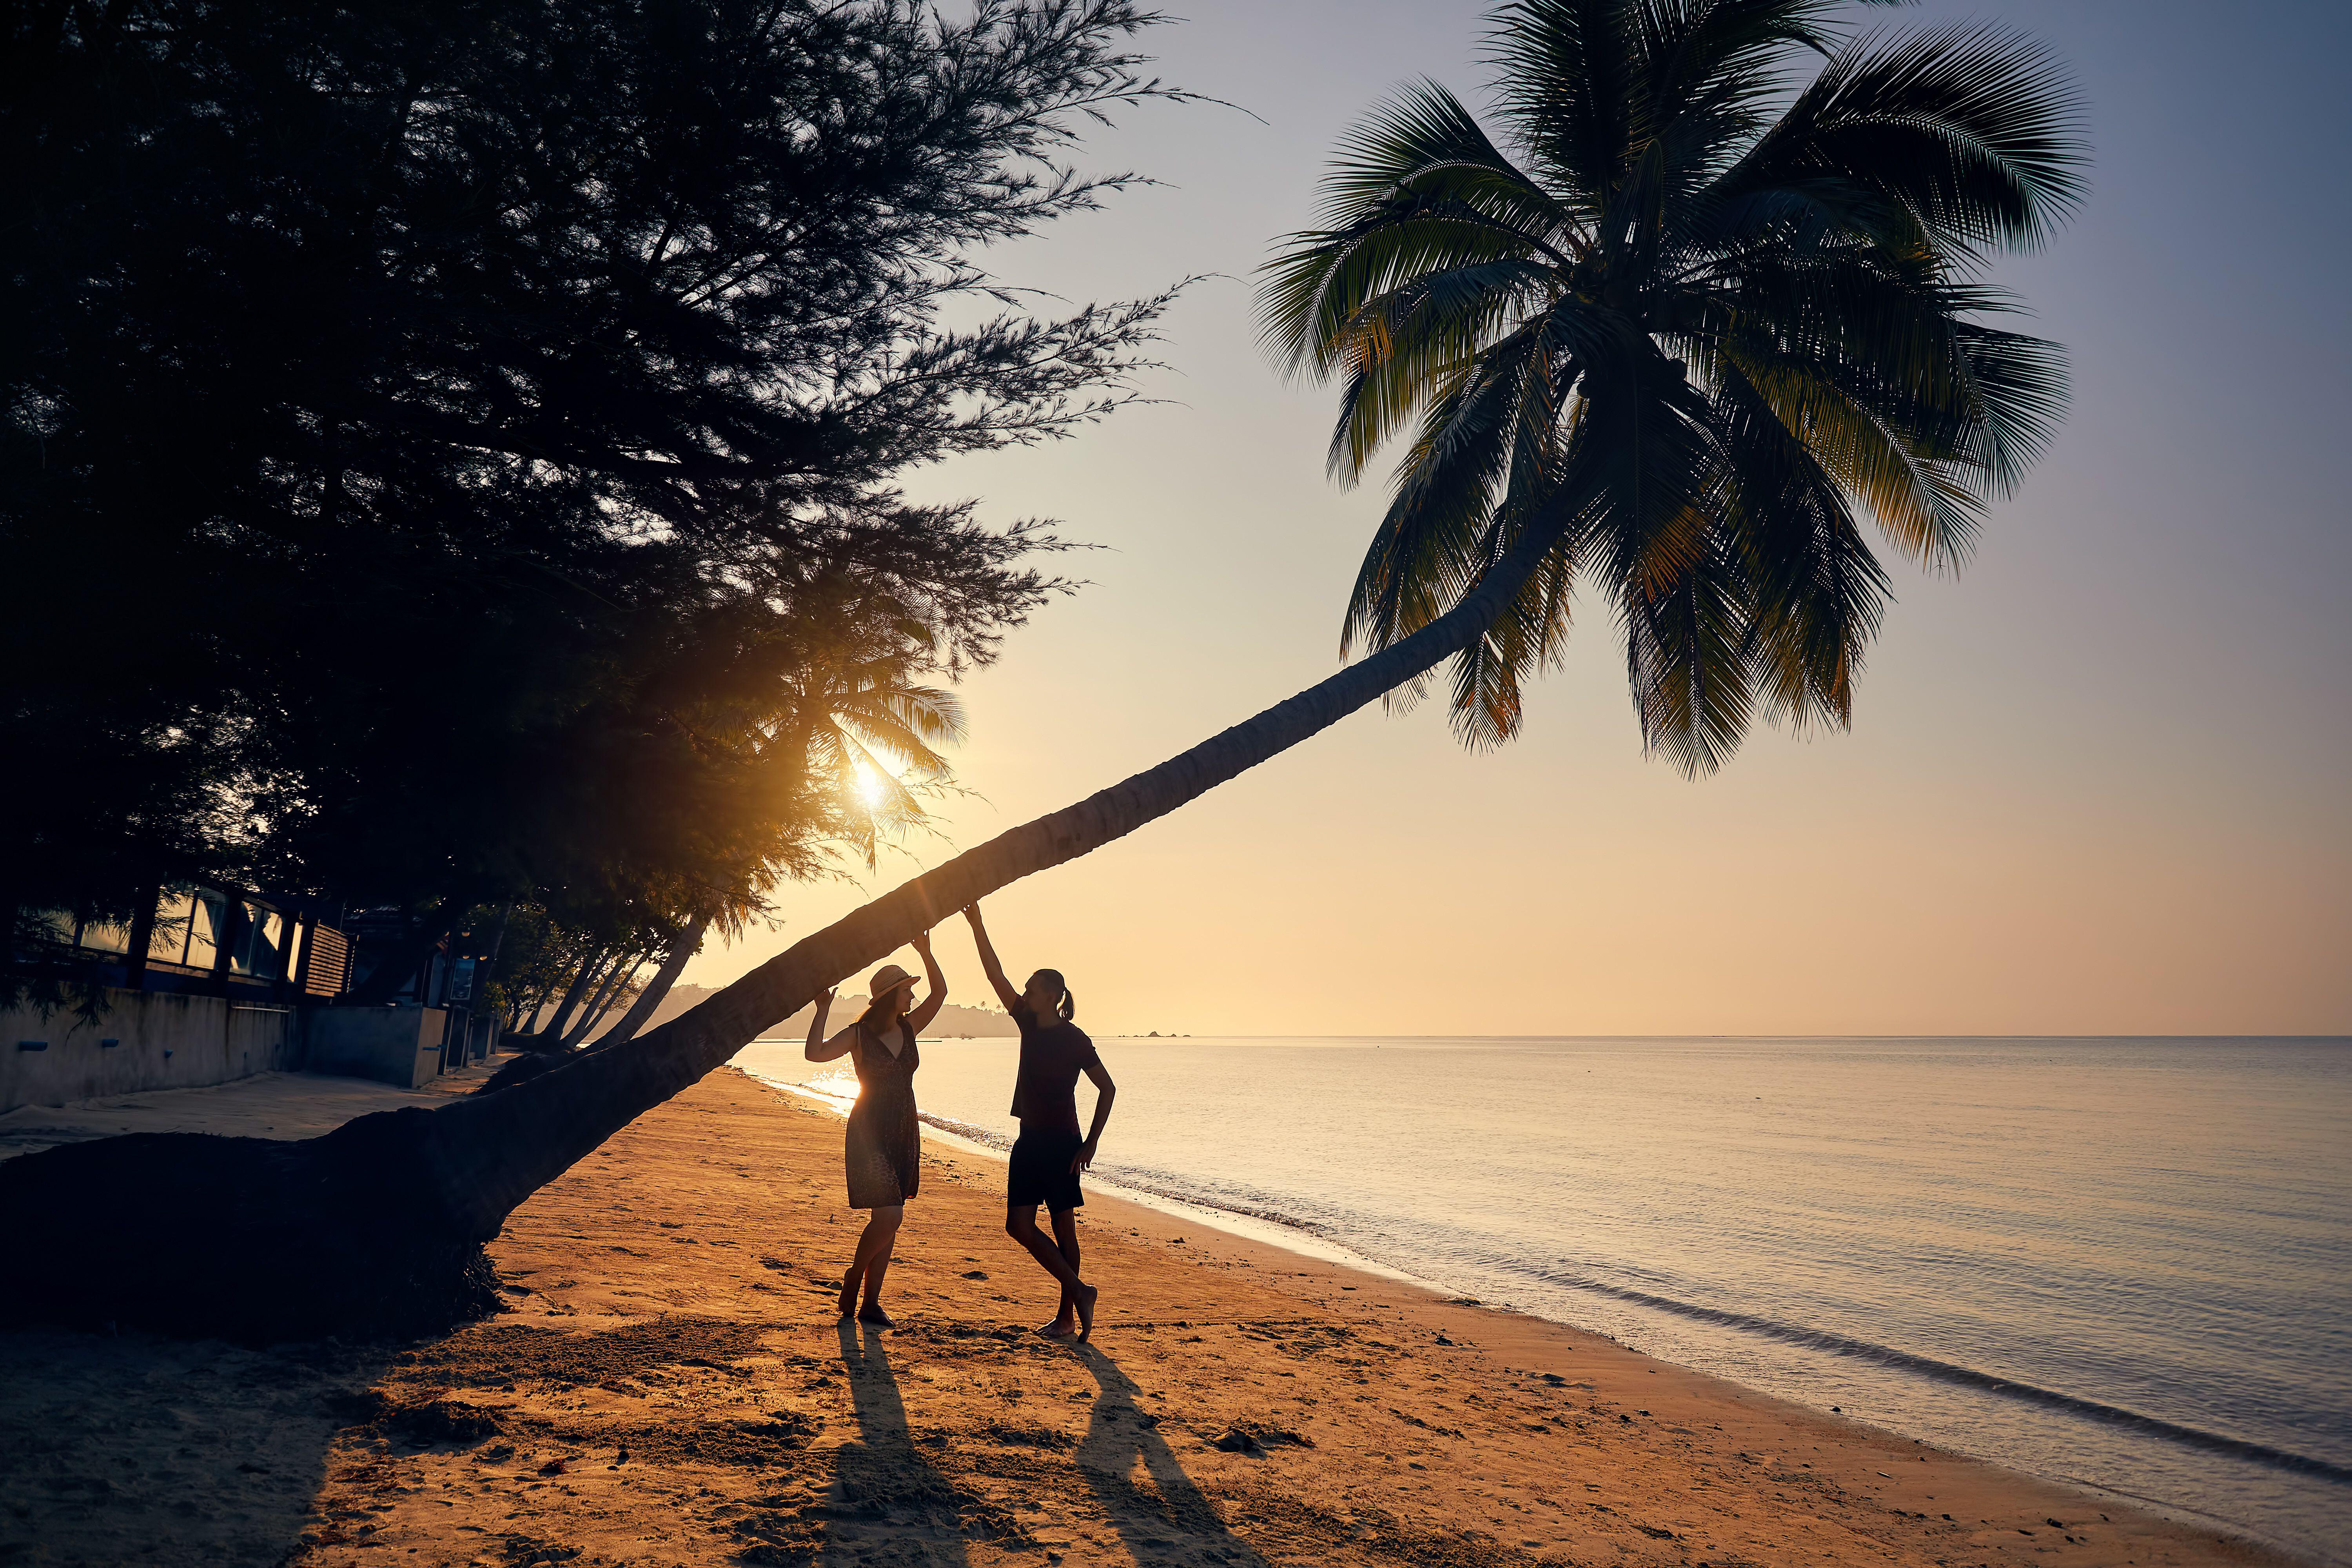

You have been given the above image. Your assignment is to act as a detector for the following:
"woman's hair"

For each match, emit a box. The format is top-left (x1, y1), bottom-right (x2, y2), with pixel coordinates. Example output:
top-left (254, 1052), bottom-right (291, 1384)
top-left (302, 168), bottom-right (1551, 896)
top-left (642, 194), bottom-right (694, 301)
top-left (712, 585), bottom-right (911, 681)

top-left (1029, 969), bottom-right (1074, 1023)
top-left (857, 984), bottom-right (911, 1037)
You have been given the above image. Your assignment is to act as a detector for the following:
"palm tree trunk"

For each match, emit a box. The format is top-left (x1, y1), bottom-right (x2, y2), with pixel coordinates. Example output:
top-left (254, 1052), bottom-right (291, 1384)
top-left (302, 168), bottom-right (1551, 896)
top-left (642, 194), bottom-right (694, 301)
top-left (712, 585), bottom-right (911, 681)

top-left (561, 950), bottom-right (640, 1048)
top-left (535, 949), bottom-right (608, 1044)
top-left (579, 949), bottom-right (650, 1040)
top-left (591, 915), bottom-right (708, 1048)
top-left (517, 970), bottom-right (564, 1032)
top-left (431, 517), bottom-right (1563, 1225)
top-left (0, 518), bottom-right (1560, 1343)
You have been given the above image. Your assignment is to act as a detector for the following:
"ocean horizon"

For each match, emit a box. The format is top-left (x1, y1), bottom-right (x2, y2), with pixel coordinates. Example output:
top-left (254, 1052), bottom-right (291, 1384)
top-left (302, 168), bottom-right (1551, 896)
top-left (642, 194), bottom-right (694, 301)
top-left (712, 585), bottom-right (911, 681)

top-left (737, 1033), bottom-right (2352, 1565)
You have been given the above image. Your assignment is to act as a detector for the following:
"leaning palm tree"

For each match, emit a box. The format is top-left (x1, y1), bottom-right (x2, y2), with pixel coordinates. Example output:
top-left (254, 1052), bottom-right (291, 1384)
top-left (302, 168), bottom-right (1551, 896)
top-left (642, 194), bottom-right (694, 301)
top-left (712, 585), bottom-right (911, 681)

top-left (1, 0), bottom-right (2083, 1339)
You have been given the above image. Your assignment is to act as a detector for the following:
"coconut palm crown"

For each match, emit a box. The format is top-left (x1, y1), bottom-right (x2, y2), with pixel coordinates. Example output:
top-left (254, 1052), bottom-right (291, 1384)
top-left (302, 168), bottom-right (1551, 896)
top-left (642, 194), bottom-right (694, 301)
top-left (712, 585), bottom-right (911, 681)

top-left (1261, 0), bottom-right (2084, 772)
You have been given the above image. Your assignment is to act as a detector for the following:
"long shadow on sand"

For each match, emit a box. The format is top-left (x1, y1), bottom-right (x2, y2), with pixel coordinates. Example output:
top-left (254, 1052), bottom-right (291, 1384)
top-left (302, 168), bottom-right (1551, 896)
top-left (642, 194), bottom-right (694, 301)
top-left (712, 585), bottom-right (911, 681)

top-left (821, 1319), bottom-right (977, 1565)
top-left (1072, 1341), bottom-right (1272, 1566)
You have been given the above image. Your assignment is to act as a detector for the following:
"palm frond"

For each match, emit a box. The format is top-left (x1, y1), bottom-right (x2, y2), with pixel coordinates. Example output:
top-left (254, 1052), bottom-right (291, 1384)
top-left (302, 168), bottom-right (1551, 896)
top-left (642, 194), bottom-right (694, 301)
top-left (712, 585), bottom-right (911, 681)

top-left (1947, 317), bottom-right (2069, 496)
top-left (1722, 20), bottom-right (2087, 258)
top-left (1705, 362), bottom-right (1892, 729)
top-left (1259, 81), bottom-right (1571, 381)
top-left (835, 683), bottom-right (967, 754)
top-left (1622, 518), bottom-right (1758, 777)
top-left (1719, 339), bottom-right (1984, 569)
top-left (1443, 514), bottom-right (1584, 748)
top-left (1673, 254), bottom-right (2067, 545)
top-left (1322, 258), bottom-right (1556, 483)
top-left (1342, 326), bottom-right (1545, 657)
top-left (1483, 0), bottom-right (1635, 207)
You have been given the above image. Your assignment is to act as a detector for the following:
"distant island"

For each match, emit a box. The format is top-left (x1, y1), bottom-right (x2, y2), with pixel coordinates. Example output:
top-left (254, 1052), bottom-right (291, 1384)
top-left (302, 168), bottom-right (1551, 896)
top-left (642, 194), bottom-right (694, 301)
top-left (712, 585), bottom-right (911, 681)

top-left (642, 984), bottom-right (1021, 1039)
top-left (641, 985), bottom-right (1193, 1040)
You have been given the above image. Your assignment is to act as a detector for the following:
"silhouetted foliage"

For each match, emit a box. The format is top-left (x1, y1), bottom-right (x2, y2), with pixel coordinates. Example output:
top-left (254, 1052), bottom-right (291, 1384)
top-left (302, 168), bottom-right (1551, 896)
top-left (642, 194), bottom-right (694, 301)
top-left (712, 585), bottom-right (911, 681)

top-left (2, 0), bottom-right (1180, 956)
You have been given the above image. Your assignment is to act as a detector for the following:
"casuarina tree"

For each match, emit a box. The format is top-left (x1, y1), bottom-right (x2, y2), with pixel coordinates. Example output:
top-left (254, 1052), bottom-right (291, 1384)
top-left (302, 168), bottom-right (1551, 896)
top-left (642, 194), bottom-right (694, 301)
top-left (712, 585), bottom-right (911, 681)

top-left (0, 0), bottom-right (1176, 946)
top-left (0, 0), bottom-right (2084, 1341)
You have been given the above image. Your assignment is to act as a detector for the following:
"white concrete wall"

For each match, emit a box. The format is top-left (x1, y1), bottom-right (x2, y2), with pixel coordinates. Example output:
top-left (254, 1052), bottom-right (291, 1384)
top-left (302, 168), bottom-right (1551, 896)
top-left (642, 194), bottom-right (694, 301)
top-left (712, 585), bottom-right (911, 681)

top-left (1, 989), bottom-right (298, 1112)
top-left (300, 1006), bottom-right (449, 1089)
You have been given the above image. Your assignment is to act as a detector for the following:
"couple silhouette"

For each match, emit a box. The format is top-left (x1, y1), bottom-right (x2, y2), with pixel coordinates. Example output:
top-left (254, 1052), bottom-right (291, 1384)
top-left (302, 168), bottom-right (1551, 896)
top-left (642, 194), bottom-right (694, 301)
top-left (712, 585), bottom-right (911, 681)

top-left (805, 902), bottom-right (1115, 1339)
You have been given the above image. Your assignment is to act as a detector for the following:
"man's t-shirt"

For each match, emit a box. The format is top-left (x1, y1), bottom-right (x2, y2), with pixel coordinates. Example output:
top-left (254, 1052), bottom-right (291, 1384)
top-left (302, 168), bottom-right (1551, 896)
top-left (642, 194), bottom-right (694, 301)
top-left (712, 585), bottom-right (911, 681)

top-left (1008, 1004), bottom-right (1101, 1136)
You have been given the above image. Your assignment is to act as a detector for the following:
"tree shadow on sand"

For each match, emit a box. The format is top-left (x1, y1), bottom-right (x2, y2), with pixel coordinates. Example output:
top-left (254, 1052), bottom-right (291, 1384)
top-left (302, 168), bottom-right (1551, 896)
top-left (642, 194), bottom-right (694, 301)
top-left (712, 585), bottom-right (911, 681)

top-left (1072, 1341), bottom-right (1271, 1566)
top-left (0, 1327), bottom-right (388, 1565)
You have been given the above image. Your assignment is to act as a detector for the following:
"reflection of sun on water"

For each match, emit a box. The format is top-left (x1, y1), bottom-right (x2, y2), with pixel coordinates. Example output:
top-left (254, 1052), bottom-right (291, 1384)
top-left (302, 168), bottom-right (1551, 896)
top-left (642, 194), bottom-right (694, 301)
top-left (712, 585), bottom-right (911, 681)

top-left (803, 1067), bottom-right (861, 1107)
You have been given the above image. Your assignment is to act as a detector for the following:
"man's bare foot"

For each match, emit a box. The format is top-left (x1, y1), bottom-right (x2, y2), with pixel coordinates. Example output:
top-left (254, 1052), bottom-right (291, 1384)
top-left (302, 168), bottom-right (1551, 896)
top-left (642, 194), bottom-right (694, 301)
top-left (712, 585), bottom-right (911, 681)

top-left (857, 1303), bottom-right (896, 1329)
top-left (1035, 1318), bottom-right (1077, 1340)
top-left (1073, 1283), bottom-right (1099, 1342)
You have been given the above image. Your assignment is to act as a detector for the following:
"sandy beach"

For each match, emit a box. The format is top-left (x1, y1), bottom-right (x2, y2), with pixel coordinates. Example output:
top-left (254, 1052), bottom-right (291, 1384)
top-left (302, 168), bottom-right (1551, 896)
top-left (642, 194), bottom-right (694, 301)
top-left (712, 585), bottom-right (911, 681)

top-left (0, 1064), bottom-right (2299, 1568)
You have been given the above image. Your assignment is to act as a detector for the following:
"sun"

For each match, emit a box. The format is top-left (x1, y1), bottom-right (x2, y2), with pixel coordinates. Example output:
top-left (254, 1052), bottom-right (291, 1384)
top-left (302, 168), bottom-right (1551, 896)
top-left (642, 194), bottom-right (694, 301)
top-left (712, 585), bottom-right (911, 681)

top-left (856, 767), bottom-right (891, 810)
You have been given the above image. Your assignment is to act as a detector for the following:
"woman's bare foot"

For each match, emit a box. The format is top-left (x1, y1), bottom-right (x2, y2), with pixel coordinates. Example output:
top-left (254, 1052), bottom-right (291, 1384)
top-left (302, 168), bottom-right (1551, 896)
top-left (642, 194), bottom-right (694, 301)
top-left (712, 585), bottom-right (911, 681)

top-left (1034, 1317), bottom-right (1077, 1340)
top-left (1073, 1283), bottom-right (1099, 1342)
top-left (857, 1303), bottom-right (896, 1329)
top-left (836, 1270), bottom-right (859, 1318)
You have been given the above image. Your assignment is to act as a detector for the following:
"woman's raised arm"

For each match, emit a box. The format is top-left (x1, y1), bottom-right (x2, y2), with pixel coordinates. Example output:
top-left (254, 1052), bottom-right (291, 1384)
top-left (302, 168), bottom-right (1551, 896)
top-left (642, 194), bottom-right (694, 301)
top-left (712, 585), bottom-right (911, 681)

top-left (962, 904), bottom-right (1022, 1013)
top-left (905, 929), bottom-right (949, 1034)
top-left (805, 987), bottom-right (855, 1062)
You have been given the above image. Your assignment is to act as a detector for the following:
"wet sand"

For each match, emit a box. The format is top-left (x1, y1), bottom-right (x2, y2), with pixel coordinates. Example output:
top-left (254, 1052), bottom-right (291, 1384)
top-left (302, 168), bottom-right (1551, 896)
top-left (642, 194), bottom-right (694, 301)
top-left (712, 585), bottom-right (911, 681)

top-left (0, 1065), bottom-right (2299, 1567)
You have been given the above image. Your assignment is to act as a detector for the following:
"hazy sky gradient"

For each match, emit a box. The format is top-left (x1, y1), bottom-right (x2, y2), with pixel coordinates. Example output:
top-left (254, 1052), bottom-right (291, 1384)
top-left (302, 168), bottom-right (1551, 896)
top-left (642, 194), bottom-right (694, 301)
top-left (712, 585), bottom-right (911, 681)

top-left (685, 0), bottom-right (2352, 1036)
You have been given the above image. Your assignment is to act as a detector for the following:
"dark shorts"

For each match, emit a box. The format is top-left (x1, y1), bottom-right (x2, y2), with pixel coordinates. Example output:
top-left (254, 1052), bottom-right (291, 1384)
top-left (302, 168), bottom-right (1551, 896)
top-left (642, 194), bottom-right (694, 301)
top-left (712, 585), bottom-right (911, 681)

top-left (1006, 1128), bottom-right (1085, 1212)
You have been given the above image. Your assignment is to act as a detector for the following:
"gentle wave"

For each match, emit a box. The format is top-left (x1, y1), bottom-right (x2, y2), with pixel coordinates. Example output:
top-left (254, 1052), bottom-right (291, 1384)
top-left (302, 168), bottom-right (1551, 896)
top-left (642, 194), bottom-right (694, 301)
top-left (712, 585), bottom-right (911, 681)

top-left (1509, 1262), bottom-right (2352, 1486)
top-left (1067, 1146), bottom-right (2352, 1489)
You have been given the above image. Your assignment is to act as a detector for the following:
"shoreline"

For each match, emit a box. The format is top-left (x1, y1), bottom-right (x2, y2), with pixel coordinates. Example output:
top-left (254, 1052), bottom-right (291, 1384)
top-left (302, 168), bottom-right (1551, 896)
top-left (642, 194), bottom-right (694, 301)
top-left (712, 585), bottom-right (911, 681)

top-left (753, 1063), bottom-right (2334, 1566)
top-left (0, 1062), bottom-right (2314, 1567)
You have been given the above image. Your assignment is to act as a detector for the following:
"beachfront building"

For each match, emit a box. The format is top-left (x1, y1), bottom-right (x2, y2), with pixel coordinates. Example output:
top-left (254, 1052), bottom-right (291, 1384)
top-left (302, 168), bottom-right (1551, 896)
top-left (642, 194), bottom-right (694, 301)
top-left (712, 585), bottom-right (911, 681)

top-left (37, 888), bottom-right (354, 1002)
top-left (4, 889), bottom-right (497, 1113)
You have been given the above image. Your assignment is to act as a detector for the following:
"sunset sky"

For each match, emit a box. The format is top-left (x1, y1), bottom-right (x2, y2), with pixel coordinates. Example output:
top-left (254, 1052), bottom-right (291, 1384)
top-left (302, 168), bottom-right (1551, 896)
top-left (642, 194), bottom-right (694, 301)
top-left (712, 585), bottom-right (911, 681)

top-left (686, 0), bottom-right (2351, 1038)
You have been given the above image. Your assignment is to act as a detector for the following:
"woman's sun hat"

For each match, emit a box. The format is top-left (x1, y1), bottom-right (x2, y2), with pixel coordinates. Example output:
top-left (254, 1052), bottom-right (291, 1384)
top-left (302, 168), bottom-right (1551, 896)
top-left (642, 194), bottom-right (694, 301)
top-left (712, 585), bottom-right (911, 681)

top-left (869, 963), bottom-right (920, 999)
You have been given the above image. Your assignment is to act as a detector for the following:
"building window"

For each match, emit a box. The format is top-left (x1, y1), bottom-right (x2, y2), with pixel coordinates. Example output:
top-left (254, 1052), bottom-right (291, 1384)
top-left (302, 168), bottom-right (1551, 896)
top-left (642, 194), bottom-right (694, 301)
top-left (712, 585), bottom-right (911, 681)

top-left (76, 918), bottom-right (132, 955)
top-left (186, 892), bottom-right (230, 971)
top-left (230, 902), bottom-right (285, 978)
top-left (148, 891), bottom-right (197, 966)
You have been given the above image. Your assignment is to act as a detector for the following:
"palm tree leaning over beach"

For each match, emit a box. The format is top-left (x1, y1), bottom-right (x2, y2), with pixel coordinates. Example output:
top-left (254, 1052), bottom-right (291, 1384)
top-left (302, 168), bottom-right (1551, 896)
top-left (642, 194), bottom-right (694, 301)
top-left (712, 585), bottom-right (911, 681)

top-left (0, 0), bottom-right (2086, 1338)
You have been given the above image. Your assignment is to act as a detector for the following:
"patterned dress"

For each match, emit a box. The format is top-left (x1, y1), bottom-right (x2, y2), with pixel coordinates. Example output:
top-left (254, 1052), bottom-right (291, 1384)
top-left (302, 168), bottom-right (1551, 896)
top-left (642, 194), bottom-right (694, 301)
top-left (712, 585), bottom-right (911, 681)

top-left (843, 1019), bottom-right (920, 1209)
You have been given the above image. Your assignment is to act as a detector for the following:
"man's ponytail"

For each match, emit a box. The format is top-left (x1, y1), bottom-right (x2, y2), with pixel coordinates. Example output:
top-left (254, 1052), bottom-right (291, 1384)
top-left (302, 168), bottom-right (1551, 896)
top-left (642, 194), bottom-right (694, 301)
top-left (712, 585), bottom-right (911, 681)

top-left (1058, 987), bottom-right (1076, 1023)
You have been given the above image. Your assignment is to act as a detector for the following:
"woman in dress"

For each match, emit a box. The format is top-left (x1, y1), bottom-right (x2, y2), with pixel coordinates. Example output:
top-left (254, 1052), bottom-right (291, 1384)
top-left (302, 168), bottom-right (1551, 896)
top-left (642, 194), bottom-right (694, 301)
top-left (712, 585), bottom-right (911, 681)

top-left (804, 928), bottom-right (947, 1327)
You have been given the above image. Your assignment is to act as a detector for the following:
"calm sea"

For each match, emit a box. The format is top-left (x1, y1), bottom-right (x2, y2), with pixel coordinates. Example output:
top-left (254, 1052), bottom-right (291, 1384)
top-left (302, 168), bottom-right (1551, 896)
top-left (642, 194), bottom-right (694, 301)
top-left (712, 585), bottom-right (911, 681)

top-left (733, 1035), bottom-right (2352, 1564)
